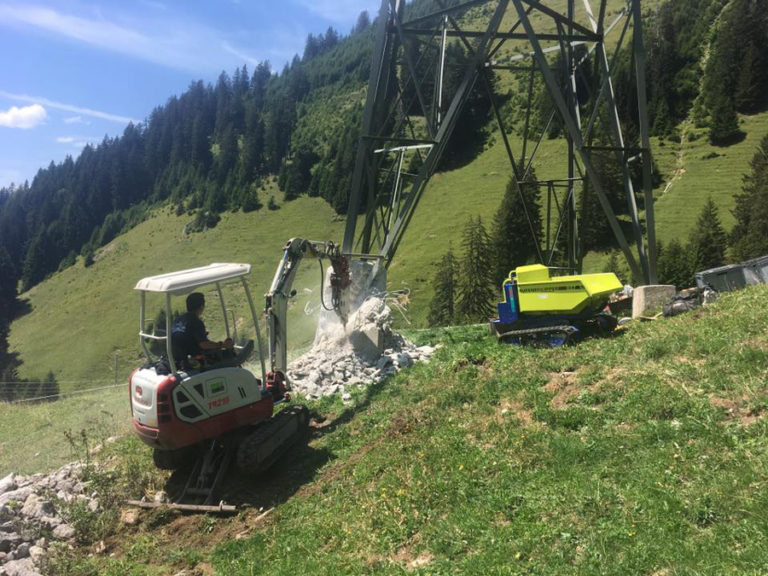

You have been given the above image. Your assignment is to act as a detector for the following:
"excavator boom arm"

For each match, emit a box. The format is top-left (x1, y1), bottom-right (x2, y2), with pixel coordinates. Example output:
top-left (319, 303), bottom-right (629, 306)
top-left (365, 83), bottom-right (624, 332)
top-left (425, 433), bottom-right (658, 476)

top-left (265, 238), bottom-right (349, 382)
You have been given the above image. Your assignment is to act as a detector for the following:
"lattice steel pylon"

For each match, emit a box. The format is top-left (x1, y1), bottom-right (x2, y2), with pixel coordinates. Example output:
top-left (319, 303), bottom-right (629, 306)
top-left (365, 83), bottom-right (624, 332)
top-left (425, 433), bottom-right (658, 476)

top-left (342, 0), bottom-right (657, 285)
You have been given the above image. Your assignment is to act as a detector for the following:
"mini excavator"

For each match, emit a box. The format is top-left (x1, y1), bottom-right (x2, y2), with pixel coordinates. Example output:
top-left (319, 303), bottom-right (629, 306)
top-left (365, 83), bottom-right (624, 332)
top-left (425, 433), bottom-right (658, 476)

top-left (128, 239), bottom-right (349, 512)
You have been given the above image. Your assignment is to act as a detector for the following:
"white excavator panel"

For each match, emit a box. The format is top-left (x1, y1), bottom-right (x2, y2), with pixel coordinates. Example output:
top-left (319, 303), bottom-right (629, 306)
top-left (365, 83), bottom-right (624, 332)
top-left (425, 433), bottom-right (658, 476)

top-left (130, 368), bottom-right (165, 428)
top-left (173, 367), bottom-right (262, 423)
top-left (130, 366), bottom-right (262, 427)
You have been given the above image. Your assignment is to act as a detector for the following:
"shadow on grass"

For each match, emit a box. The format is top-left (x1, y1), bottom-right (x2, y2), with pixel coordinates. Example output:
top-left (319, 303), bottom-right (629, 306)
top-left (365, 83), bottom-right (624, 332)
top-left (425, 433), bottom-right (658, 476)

top-left (162, 377), bottom-right (392, 511)
top-left (711, 130), bottom-right (747, 147)
top-left (12, 297), bottom-right (32, 320)
top-left (578, 322), bottom-right (629, 343)
top-left (218, 442), bottom-right (333, 510)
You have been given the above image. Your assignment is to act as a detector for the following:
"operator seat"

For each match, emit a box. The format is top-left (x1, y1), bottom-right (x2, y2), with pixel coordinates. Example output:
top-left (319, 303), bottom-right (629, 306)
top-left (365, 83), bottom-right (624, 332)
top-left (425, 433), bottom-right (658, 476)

top-left (213, 339), bottom-right (255, 369)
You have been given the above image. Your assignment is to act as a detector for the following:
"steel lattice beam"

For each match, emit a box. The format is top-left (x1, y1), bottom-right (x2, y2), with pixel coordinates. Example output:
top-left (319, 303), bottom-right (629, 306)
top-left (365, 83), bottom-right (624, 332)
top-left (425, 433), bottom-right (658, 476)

top-left (343, 0), bottom-right (657, 285)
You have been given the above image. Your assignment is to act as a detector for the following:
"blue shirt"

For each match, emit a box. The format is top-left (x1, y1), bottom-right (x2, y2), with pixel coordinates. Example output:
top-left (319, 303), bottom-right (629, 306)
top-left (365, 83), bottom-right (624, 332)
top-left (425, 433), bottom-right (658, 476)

top-left (171, 312), bottom-right (208, 358)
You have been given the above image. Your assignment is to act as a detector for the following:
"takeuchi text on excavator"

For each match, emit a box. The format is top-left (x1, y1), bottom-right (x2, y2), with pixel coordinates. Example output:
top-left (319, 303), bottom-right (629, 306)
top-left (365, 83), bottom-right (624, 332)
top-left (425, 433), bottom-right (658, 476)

top-left (128, 238), bottom-right (350, 512)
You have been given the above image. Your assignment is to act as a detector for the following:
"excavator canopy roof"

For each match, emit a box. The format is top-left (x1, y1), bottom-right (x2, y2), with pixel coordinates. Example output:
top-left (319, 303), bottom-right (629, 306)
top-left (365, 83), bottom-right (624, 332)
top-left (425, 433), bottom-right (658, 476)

top-left (134, 263), bottom-right (251, 294)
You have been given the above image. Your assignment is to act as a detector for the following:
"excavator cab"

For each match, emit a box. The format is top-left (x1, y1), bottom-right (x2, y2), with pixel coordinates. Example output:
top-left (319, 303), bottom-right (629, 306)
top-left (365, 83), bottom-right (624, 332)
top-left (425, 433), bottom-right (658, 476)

top-left (129, 264), bottom-right (276, 457)
top-left (134, 263), bottom-right (265, 375)
top-left (128, 262), bottom-right (313, 511)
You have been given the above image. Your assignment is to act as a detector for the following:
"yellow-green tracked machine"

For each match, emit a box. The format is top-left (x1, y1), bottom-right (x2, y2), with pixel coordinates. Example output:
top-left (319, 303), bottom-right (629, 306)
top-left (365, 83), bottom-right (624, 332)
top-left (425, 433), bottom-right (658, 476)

top-left (490, 264), bottom-right (623, 346)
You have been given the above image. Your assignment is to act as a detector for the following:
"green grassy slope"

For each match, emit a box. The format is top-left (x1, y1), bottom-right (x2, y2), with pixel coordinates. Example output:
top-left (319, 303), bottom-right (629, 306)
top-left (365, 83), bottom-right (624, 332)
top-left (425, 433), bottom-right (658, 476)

top-left (9, 109), bottom-right (768, 385)
top-left (218, 287), bottom-right (768, 575)
top-left (46, 286), bottom-right (768, 575)
top-left (653, 113), bottom-right (768, 240)
top-left (391, 111), bottom-right (768, 325)
top-left (0, 387), bottom-right (130, 475)
top-left (9, 0), bottom-right (758, 385)
top-left (390, 136), bottom-right (513, 326)
top-left (8, 196), bottom-right (345, 388)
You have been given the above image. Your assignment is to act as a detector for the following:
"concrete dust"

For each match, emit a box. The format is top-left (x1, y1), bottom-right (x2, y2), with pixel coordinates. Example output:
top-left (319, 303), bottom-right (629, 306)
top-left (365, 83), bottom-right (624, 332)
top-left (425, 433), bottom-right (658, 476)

top-left (286, 262), bottom-right (434, 400)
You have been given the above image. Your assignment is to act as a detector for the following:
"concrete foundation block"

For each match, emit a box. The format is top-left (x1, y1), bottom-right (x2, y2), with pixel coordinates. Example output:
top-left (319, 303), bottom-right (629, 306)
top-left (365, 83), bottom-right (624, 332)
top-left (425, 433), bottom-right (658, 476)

top-left (349, 326), bottom-right (384, 363)
top-left (632, 285), bottom-right (676, 318)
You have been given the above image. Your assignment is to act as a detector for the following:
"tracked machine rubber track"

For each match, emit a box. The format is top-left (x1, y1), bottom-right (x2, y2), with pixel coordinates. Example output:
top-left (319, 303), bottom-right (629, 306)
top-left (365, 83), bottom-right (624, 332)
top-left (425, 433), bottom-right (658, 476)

top-left (236, 404), bottom-right (310, 475)
top-left (495, 325), bottom-right (579, 347)
top-left (128, 405), bottom-right (310, 513)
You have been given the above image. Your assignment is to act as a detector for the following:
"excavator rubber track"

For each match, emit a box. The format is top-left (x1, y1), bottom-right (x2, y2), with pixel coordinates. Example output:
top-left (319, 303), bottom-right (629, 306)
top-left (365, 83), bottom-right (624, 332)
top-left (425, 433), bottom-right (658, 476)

top-left (236, 404), bottom-right (310, 475)
top-left (128, 405), bottom-right (310, 514)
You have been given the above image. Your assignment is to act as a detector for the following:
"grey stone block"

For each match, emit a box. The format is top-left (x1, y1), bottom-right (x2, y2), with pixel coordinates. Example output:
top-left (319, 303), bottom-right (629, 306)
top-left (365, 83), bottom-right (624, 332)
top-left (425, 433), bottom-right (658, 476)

top-left (349, 326), bottom-right (384, 363)
top-left (632, 285), bottom-right (676, 318)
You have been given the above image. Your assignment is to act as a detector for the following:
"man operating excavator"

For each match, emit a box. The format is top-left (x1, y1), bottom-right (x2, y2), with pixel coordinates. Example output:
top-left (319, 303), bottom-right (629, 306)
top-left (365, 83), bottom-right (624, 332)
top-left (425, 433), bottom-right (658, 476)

top-left (171, 292), bottom-right (234, 368)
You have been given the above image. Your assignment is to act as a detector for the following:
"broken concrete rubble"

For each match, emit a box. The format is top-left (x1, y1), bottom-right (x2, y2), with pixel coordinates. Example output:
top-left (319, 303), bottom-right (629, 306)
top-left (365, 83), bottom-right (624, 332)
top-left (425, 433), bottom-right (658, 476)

top-left (0, 464), bottom-right (97, 576)
top-left (286, 294), bottom-right (435, 400)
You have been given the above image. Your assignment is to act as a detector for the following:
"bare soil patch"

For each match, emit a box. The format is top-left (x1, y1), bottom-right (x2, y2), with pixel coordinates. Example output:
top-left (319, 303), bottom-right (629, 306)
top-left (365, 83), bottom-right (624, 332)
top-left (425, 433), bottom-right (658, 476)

top-left (543, 371), bottom-right (581, 410)
top-left (498, 398), bottom-right (538, 429)
top-left (709, 396), bottom-right (764, 427)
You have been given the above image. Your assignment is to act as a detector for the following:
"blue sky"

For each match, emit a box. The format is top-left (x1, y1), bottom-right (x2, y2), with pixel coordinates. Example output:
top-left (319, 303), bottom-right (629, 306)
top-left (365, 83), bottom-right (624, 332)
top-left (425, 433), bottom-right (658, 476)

top-left (0, 0), bottom-right (381, 189)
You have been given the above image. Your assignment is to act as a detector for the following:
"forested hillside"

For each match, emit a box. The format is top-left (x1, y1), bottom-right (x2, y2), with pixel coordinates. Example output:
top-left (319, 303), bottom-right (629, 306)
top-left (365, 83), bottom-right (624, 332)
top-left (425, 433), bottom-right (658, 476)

top-left (0, 21), bottom-right (372, 296)
top-left (0, 13), bottom-right (374, 394)
top-left (1, 0), bottom-right (768, 393)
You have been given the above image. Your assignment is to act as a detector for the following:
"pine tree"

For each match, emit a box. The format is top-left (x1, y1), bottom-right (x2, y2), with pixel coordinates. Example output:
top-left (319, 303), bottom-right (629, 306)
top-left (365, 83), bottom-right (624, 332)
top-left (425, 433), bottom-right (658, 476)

top-left (21, 233), bottom-right (50, 291)
top-left (689, 197), bottom-right (728, 272)
top-left (602, 250), bottom-right (631, 286)
top-left (639, 0), bottom-right (724, 137)
top-left (0, 245), bottom-right (16, 319)
top-left (427, 248), bottom-right (458, 327)
top-left (0, 32), bottom-right (379, 291)
top-left (490, 169), bottom-right (541, 286)
top-left (731, 133), bottom-right (768, 259)
top-left (580, 147), bottom-right (624, 251)
top-left (241, 184), bottom-right (262, 213)
top-left (700, 0), bottom-right (768, 144)
top-left (0, 245), bottom-right (15, 395)
top-left (82, 246), bottom-right (95, 268)
top-left (353, 11), bottom-right (371, 34)
top-left (0, 363), bottom-right (21, 402)
top-left (657, 239), bottom-right (696, 288)
top-left (456, 217), bottom-right (495, 323)
top-left (708, 98), bottom-right (741, 145)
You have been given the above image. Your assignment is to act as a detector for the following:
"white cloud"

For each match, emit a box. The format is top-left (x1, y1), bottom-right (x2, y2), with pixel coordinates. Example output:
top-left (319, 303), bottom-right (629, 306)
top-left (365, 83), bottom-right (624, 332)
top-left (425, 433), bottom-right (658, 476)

top-left (56, 135), bottom-right (93, 149)
top-left (257, 24), bottom-right (312, 66)
top-left (0, 3), bottom-right (271, 73)
top-left (222, 42), bottom-right (259, 66)
top-left (0, 103), bottom-right (47, 129)
top-left (0, 90), bottom-right (138, 124)
top-left (64, 115), bottom-right (89, 125)
top-left (294, 0), bottom-right (379, 23)
top-left (0, 5), bottom-right (151, 55)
